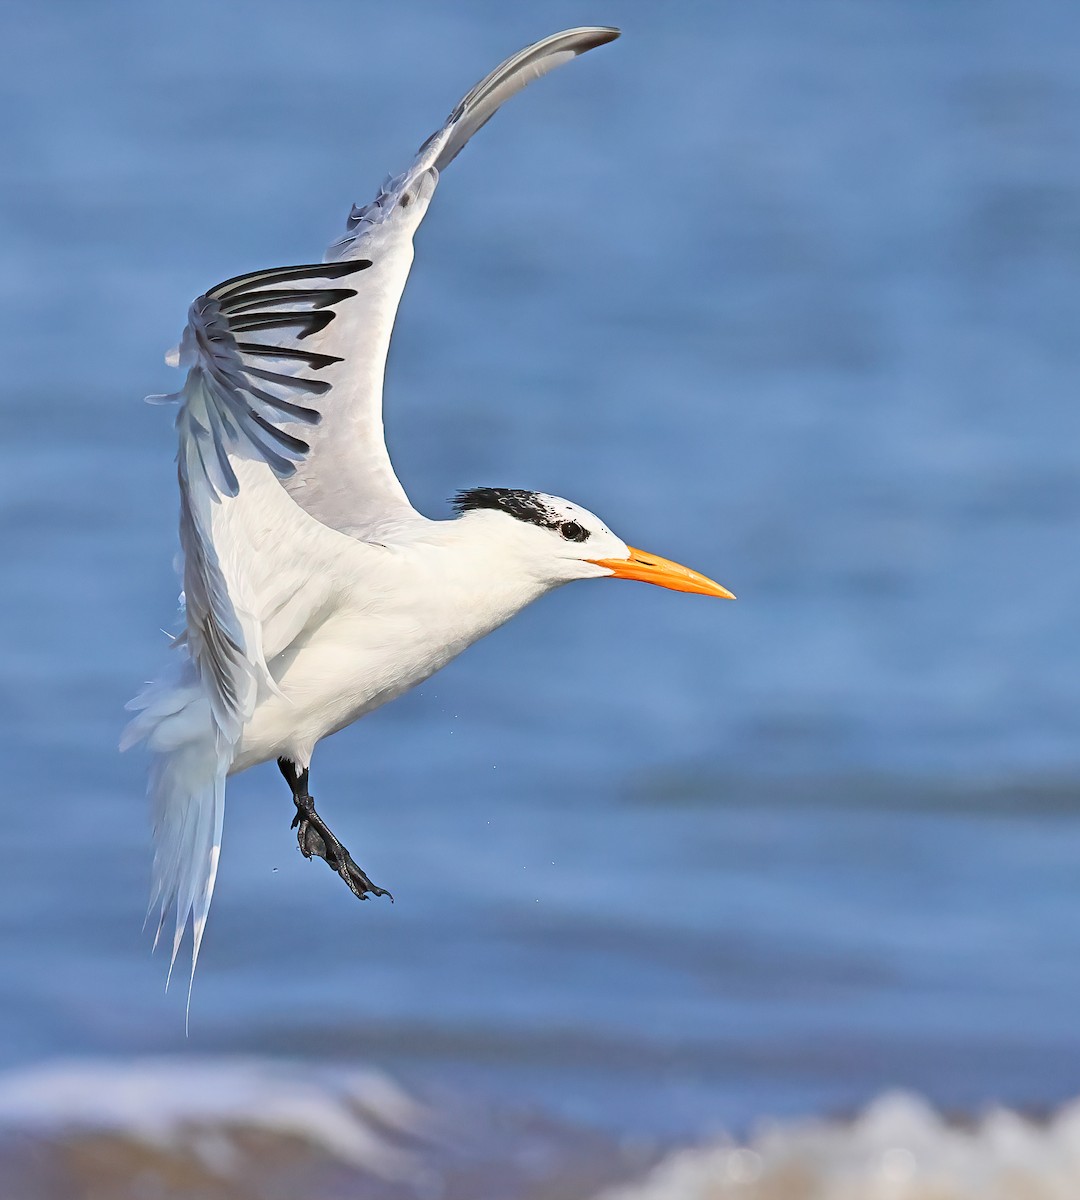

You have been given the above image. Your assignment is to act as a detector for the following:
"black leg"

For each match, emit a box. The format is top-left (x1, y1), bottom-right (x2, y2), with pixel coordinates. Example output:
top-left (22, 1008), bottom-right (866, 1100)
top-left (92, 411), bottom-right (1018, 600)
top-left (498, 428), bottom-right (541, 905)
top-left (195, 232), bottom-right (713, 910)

top-left (277, 758), bottom-right (392, 903)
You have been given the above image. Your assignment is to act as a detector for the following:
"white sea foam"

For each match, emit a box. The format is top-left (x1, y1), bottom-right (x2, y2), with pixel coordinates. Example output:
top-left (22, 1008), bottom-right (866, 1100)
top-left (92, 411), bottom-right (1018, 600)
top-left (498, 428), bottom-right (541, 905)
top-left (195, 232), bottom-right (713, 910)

top-left (593, 1091), bottom-right (1080, 1200)
top-left (0, 1057), bottom-right (431, 1182)
top-left (3, 1061), bottom-right (1080, 1199)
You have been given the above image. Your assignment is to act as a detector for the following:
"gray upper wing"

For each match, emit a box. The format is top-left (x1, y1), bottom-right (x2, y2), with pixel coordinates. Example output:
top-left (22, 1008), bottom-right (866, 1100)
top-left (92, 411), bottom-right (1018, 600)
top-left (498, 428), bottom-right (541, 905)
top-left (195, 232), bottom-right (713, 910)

top-left (276, 27), bottom-right (620, 538)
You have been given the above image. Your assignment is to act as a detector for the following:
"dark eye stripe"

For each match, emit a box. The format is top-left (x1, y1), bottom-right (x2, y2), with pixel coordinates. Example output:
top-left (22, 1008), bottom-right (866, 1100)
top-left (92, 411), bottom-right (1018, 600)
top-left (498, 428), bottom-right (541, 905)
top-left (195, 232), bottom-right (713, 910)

top-left (451, 488), bottom-right (592, 543)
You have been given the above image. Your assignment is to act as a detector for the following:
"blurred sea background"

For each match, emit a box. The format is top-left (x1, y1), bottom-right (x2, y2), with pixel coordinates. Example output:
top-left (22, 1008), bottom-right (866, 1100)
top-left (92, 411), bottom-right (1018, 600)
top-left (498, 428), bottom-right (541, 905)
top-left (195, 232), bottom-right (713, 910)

top-left (3, 0), bottom-right (1080, 1195)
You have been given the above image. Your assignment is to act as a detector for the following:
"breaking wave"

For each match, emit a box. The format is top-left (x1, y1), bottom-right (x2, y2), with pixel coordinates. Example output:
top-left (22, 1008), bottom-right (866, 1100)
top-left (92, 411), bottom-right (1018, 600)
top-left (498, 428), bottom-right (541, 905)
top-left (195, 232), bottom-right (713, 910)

top-left (1, 1058), bottom-right (1079, 1198)
top-left (599, 1091), bottom-right (1080, 1200)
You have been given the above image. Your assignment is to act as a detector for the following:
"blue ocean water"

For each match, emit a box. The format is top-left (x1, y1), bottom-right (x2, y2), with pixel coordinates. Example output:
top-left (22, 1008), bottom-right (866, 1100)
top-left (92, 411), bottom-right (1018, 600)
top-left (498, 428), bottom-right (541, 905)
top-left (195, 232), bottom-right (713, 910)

top-left (2, 0), bottom-right (1080, 1146)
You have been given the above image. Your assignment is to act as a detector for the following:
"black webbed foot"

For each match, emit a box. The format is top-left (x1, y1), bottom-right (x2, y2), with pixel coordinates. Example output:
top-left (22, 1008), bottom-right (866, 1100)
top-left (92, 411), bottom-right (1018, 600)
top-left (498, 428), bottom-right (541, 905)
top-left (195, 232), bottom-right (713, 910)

top-left (279, 759), bottom-right (393, 903)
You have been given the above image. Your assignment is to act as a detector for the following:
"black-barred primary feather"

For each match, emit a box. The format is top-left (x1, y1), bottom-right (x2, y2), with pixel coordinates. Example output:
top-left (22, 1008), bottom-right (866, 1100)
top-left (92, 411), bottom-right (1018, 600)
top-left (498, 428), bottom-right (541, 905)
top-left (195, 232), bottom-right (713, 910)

top-left (158, 257), bottom-right (376, 739)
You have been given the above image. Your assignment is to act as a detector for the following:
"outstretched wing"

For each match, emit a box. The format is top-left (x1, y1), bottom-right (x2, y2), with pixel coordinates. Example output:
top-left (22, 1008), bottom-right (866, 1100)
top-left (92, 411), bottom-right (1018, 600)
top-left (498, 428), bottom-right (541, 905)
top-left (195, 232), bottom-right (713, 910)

top-left (273, 26), bottom-right (620, 537)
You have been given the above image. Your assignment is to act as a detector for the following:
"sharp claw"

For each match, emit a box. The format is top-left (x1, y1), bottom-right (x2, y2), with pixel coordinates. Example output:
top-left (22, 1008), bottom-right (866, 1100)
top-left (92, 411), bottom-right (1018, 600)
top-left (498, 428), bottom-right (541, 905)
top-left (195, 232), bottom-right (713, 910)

top-left (337, 859), bottom-right (392, 903)
top-left (339, 871), bottom-right (369, 901)
top-left (289, 794), bottom-right (391, 903)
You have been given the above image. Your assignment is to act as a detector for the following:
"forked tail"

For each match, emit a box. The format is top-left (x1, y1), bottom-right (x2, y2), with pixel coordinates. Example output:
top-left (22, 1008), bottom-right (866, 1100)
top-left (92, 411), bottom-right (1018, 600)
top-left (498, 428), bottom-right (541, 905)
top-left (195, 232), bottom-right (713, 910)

top-left (146, 740), bottom-right (228, 989)
top-left (123, 671), bottom-right (229, 1012)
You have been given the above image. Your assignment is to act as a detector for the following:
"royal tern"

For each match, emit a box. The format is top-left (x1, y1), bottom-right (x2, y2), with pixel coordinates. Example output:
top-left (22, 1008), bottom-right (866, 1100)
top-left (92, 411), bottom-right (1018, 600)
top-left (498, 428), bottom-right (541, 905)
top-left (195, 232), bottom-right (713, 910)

top-left (124, 26), bottom-right (734, 986)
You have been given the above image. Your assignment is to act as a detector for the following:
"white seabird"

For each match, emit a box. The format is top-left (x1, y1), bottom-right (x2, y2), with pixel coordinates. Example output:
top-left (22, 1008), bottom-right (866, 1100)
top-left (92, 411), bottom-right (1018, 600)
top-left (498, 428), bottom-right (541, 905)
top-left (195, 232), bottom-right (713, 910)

top-left (123, 26), bottom-right (734, 987)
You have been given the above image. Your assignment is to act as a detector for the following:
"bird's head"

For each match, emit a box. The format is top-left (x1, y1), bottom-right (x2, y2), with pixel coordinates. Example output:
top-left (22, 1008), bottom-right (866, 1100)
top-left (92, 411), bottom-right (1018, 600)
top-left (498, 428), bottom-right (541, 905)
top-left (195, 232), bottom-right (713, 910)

top-left (451, 487), bottom-right (735, 598)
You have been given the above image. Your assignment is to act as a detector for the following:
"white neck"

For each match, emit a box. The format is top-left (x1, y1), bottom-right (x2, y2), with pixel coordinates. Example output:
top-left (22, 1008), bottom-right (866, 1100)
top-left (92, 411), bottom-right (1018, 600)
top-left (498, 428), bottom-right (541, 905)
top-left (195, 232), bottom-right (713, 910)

top-left (387, 512), bottom-right (564, 651)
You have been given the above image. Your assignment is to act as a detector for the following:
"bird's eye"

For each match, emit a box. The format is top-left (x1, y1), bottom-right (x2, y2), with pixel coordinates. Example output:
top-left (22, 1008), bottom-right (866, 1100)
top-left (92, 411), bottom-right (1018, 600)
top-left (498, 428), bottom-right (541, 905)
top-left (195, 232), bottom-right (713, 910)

top-left (560, 520), bottom-right (589, 542)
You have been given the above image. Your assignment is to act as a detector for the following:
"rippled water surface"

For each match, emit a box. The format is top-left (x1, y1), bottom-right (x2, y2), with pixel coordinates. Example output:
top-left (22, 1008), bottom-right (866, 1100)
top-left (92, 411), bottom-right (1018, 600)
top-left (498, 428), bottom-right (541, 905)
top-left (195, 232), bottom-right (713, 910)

top-left (2, 0), bottom-right (1080, 1187)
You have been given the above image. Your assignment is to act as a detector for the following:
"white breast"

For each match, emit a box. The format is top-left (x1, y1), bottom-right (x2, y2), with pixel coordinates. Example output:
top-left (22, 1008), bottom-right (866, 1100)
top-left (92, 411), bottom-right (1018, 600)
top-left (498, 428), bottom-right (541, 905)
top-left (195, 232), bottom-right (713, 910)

top-left (229, 535), bottom-right (550, 774)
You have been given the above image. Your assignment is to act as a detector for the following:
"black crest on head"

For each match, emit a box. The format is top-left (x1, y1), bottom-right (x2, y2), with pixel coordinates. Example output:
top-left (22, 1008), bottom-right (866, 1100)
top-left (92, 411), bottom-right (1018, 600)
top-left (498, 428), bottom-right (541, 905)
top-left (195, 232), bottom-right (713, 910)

top-left (451, 487), bottom-right (591, 542)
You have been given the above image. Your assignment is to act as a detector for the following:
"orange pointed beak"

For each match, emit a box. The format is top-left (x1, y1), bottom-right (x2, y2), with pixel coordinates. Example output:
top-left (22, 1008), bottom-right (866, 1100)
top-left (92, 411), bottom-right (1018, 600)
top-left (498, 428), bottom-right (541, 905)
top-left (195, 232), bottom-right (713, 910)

top-left (587, 547), bottom-right (735, 599)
